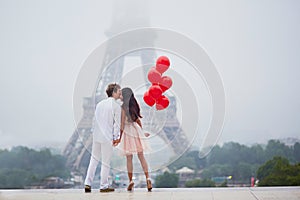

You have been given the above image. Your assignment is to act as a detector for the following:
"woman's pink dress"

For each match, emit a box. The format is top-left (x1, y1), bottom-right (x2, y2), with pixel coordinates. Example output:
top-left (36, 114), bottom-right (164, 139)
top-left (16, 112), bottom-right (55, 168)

top-left (119, 118), bottom-right (150, 155)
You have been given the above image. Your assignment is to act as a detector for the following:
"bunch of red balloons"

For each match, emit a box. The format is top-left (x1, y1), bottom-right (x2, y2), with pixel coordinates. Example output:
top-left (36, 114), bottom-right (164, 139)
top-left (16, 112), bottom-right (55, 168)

top-left (143, 56), bottom-right (173, 110)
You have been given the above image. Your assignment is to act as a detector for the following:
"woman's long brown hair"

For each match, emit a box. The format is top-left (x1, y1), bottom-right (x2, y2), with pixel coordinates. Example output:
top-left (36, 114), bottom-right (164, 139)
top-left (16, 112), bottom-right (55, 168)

top-left (121, 87), bottom-right (142, 122)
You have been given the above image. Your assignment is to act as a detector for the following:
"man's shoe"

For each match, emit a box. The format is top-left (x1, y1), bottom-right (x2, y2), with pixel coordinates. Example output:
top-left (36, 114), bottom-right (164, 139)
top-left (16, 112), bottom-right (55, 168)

top-left (84, 185), bottom-right (91, 193)
top-left (100, 187), bottom-right (115, 193)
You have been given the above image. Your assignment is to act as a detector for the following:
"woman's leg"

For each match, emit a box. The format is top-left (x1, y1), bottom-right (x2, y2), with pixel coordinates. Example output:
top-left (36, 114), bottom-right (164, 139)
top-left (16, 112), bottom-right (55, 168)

top-left (137, 152), bottom-right (149, 179)
top-left (138, 152), bottom-right (152, 191)
top-left (126, 154), bottom-right (133, 182)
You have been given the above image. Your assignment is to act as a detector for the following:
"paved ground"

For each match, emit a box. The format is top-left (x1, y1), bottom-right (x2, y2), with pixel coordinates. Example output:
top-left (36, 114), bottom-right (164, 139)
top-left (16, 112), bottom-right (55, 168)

top-left (0, 187), bottom-right (299, 200)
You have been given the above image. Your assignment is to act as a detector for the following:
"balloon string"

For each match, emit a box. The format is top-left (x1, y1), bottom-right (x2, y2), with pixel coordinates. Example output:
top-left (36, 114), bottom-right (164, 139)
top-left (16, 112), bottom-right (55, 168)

top-left (149, 107), bottom-right (154, 132)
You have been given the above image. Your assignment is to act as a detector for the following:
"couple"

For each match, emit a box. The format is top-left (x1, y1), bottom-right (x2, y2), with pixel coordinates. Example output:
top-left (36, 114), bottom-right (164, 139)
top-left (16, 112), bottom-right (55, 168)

top-left (84, 83), bottom-right (152, 193)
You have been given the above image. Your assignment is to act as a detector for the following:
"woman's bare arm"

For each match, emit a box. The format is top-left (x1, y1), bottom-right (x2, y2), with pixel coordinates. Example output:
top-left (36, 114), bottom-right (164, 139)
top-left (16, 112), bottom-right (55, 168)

top-left (119, 108), bottom-right (126, 140)
top-left (136, 118), bottom-right (142, 128)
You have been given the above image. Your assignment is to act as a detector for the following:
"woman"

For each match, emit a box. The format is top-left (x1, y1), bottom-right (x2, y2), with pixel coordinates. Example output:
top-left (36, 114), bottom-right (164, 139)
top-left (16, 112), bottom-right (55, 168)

top-left (118, 87), bottom-right (152, 192)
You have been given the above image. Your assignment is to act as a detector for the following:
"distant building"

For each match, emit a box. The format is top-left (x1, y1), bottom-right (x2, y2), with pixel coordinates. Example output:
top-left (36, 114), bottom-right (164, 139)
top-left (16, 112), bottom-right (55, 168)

top-left (40, 177), bottom-right (64, 189)
top-left (176, 167), bottom-right (195, 187)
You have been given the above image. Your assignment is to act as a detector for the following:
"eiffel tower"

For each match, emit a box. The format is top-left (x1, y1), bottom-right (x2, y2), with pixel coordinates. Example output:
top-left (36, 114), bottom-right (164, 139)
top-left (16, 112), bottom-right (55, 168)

top-left (63, 0), bottom-right (190, 175)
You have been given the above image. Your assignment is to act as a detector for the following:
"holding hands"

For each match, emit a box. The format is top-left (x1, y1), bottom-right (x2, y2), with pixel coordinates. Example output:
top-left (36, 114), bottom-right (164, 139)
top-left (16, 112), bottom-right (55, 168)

top-left (112, 139), bottom-right (120, 146)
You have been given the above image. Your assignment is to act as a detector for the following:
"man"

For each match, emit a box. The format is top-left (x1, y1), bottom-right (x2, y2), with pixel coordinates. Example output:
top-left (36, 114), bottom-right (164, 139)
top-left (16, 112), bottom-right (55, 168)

top-left (84, 83), bottom-right (122, 193)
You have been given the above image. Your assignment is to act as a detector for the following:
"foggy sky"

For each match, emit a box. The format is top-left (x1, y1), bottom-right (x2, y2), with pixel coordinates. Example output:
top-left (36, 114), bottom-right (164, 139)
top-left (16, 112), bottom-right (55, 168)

top-left (0, 0), bottom-right (300, 149)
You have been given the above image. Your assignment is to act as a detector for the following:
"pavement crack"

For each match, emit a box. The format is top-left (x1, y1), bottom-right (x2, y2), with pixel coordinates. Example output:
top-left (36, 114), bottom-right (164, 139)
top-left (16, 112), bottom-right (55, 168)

top-left (249, 188), bottom-right (260, 200)
top-left (211, 191), bottom-right (214, 200)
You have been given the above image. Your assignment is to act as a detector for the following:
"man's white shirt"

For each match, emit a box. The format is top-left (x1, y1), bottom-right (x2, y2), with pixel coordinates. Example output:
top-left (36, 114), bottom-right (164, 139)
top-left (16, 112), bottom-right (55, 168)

top-left (92, 97), bottom-right (122, 143)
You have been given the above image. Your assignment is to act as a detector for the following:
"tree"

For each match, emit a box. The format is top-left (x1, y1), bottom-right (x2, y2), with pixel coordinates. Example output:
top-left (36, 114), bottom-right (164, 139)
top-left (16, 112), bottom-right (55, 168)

top-left (165, 139), bottom-right (299, 186)
top-left (257, 156), bottom-right (300, 186)
top-left (0, 146), bottom-right (70, 189)
top-left (206, 142), bottom-right (262, 167)
top-left (168, 150), bottom-right (206, 171)
top-left (155, 172), bottom-right (178, 188)
top-left (294, 142), bottom-right (300, 162)
top-left (0, 169), bottom-right (34, 189)
top-left (250, 144), bottom-right (265, 164)
top-left (168, 156), bottom-right (197, 171)
top-left (265, 140), bottom-right (294, 162)
top-left (201, 164), bottom-right (232, 179)
top-left (185, 179), bottom-right (216, 187)
top-left (235, 162), bottom-right (254, 181)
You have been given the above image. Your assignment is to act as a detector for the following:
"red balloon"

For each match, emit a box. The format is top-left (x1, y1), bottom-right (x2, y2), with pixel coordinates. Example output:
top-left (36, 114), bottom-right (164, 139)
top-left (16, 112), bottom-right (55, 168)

top-left (156, 56), bottom-right (170, 74)
top-left (149, 85), bottom-right (163, 100)
top-left (147, 67), bottom-right (162, 84)
top-left (143, 91), bottom-right (155, 107)
top-left (159, 76), bottom-right (173, 92)
top-left (156, 95), bottom-right (170, 110)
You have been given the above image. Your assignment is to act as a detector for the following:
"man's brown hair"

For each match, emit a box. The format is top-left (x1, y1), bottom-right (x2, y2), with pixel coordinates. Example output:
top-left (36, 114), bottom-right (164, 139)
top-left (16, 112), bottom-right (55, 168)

top-left (106, 83), bottom-right (121, 97)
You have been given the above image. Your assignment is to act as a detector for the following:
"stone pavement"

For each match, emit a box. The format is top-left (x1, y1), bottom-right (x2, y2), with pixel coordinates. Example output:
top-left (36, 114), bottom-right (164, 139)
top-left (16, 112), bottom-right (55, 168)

top-left (0, 187), bottom-right (299, 200)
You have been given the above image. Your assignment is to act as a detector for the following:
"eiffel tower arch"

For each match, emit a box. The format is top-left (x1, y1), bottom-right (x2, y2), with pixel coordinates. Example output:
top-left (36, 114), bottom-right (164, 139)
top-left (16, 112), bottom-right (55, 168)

top-left (63, 1), bottom-right (190, 175)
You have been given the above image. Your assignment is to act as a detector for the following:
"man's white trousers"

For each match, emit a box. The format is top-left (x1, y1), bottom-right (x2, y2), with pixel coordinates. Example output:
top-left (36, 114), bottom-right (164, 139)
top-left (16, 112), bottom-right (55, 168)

top-left (84, 141), bottom-right (113, 189)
